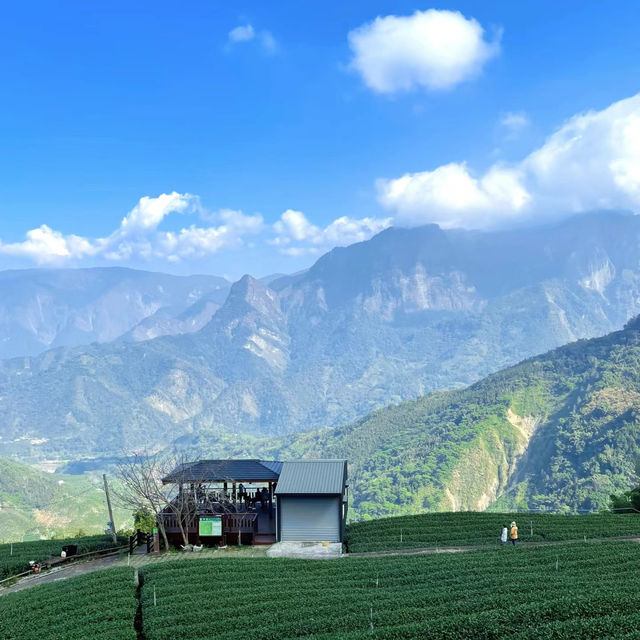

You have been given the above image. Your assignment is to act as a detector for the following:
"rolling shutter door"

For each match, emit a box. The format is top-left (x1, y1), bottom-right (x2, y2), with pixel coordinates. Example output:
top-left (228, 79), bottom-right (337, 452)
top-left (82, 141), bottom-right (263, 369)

top-left (280, 496), bottom-right (340, 542)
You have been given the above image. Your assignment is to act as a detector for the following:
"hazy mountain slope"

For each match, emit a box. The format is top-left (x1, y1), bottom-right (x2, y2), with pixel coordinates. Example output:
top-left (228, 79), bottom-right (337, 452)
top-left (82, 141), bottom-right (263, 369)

top-left (0, 458), bottom-right (130, 541)
top-left (4, 212), bottom-right (640, 461)
top-left (272, 317), bottom-right (640, 518)
top-left (0, 268), bottom-right (229, 358)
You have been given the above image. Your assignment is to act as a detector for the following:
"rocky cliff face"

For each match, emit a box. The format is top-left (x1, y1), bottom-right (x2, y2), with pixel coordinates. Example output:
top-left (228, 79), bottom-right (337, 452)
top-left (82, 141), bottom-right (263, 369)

top-left (0, 267), bottom-right (229, 358)
top-left (3, 212), bottom-right (640, 461)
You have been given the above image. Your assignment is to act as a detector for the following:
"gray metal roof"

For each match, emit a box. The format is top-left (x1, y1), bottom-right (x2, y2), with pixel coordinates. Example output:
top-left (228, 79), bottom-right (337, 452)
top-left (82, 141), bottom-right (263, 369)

top-left (275, 460), bottom-right (347, 495)
top-left (162, 459), bottom-right (282, 484)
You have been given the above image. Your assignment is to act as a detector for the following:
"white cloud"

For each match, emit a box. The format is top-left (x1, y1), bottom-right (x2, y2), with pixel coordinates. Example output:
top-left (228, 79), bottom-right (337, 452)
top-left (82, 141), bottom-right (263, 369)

top-left (228, 25), bottom-right (255, 43)
top-left (272, 209), bottom-right (391, 255)
top-left (118, 192), bottom-right (198, 233)
top-left (499, 111), bottom-right (530, 139)
top-left (227, 24), bottom-right (277, 54)
top-left (347, 9), bottom-right (500, 94)
top-left (0, 194), bottom-right (264, 265)
top-left (260, 31), bottom-right (277, 54)
top-left (378, 93), bottom-right (640, 229)
top-left (0, 225), bottom-right (96, 265)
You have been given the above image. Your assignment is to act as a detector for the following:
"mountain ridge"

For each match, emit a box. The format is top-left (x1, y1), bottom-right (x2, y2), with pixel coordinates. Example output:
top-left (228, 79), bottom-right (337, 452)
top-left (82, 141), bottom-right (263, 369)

top-left (3, 212), bottom-right (640, 461)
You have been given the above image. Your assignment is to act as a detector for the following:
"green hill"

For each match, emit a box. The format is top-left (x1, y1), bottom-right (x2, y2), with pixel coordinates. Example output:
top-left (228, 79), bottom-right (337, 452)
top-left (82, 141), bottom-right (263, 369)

top-left (269, 316), bottom-right (640, 518)
top-left (0, 458), bottom-right (131, 542)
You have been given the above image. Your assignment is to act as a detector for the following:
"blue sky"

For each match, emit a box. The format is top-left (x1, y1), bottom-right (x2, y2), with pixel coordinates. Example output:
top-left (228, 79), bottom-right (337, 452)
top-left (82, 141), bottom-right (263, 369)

top-left (1, 1), bottom-right (640, 278)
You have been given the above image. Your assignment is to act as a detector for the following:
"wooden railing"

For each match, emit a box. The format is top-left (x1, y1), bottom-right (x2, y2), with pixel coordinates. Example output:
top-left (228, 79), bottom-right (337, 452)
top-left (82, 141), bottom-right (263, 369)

top-left (223, 513), bottom-right (258, 534)
top-left (128, 529), bottom-right (153, 554)
top-left (157, 511), bottom-right (258, 538)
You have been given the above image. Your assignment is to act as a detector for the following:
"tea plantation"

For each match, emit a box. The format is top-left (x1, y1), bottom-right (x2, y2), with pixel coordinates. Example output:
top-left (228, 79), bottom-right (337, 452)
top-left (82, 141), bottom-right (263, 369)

top-left (0, 534), bottom-right (127, 580)
top-left (2, 515), bottom-right (640, 639)
top-left (138, 542), bottom-right (640, 639)
top-left (345, 511), bottom-right (640, 552)
top-left (0, 567), bottom-right (137, 640)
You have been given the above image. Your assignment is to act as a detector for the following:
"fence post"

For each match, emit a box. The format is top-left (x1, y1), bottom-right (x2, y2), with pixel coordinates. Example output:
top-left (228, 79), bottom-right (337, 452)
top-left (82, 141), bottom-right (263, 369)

top-left (129, 533), bottom-right (135, 555)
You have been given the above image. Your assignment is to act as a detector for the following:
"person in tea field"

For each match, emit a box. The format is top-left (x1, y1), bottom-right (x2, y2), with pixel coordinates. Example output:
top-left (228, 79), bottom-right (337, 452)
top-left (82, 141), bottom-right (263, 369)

top-left (510, 521), bottom-right (518, 546)
top-left (500, 524), bottom-right (508, 546)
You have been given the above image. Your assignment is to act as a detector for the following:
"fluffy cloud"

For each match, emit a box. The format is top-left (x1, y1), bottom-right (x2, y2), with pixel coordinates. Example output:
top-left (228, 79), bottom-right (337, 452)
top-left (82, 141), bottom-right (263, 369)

top-left (272, 209), bottom-right (392, 255)
top-left (378, 93), bottom-right (640, 229)
top-left (348, 9), bottom-right (500, 94)
top-left (0, 225), bottom-right (97, 264)
top-left (0, 194), bottom-right (263, 265)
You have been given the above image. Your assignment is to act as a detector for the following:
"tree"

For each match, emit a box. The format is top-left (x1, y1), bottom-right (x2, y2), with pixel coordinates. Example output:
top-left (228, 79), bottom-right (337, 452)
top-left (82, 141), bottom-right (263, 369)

top-left (112, 451), bottom-right (175, 550)
top-left (609, 489), bottom-right (640, 513)
top-left (133, 508), bottom-right (156, 533)
top-left (113, 450), bottom-right (206, 549)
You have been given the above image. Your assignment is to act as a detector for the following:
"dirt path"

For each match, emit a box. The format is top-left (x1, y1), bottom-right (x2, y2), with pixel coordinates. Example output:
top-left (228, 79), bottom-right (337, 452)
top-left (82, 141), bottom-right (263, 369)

top-left (0, 545), bottom-right (268, 596)
top-left (0, 554), bottom-right (122, 596)
top-left (346, 535), bottom-right (640, 557)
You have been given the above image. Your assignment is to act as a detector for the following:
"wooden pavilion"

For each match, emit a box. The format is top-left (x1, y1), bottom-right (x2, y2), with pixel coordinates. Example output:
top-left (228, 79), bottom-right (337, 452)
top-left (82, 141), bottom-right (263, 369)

top-left (158, 459), bottom-right (281, 546)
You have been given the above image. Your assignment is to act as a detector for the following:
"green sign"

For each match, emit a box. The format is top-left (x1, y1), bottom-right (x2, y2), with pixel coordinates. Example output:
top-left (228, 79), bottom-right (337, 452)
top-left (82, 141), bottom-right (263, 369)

top-left (199, 516), bottom-right (222, 536)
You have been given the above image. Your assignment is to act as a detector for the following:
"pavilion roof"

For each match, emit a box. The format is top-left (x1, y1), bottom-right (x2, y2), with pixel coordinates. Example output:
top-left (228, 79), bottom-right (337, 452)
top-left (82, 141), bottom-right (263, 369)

top-left (162, 459), bottom-right (282, 484)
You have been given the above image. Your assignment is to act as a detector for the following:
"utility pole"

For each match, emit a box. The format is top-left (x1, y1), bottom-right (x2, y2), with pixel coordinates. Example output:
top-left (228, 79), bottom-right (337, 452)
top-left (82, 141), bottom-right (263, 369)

top-left (103, 473), bottom-right (117, 544)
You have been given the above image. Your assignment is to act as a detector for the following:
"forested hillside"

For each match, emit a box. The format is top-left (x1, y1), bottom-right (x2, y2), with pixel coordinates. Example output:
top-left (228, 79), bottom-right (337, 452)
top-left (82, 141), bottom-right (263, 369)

top-left (271, 316), bottom-right (640, 517)
top-left (0, 458), bottom-right (130, 541)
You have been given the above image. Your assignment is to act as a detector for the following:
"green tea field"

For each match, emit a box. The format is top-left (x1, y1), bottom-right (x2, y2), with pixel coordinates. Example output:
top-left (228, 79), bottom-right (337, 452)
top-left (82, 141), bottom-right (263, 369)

top-left (137, 543), bottom-right (640, 639)
top-left (2, 515), bottom-right (640, 639)
top-left (0, 567), bottom-right (137, 640)
top-left (345, 511), bottom-right (640, 552)
top-left (0, 535), bottom-right (127, 580)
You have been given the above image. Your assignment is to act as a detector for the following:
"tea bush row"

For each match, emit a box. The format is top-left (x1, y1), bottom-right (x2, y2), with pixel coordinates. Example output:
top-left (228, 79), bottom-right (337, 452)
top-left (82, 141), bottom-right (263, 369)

top-left (345, 511), bottom-right (640, 552)
top-left (0, 535), bottom-right (126, 579)
top-left (0, 567), bottom-right (137, 640)
top-left (140, 541), bottom-right (640, 640)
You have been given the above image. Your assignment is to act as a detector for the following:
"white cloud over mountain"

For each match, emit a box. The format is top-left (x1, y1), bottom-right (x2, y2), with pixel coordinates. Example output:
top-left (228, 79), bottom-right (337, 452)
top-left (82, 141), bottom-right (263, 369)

top-left (348, 9), bottom-right (500, 93)
top-left (0, 198), bottom-right (387, 266)
top-left (0, 225), bottom-right (97, 263)
top-left (272, 209), bottom-right (392, 256)
top-left (379, 93), bottom-right (640, 228)
top-left (0, 193), bottom-right (264, 265)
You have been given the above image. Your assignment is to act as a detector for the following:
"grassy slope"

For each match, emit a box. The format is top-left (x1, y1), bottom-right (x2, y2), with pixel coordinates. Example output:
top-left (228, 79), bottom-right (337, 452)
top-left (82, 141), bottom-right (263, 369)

top-left (0, 458), bottom-right (131, 542)
top-left (269, 317), bottom-right (640, 518)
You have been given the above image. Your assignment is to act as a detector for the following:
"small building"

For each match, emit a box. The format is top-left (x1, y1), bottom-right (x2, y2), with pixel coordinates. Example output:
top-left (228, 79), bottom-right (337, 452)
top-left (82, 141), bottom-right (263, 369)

top-left (157, 458), bottom-right (348, 546)
top-left (276, 460), bottom-right (348, 543)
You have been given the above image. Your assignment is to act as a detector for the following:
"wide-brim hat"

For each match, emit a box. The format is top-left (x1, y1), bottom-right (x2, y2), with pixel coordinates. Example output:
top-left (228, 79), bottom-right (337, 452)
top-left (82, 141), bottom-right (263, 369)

top-left (511, 522), bottom-right (516, 527)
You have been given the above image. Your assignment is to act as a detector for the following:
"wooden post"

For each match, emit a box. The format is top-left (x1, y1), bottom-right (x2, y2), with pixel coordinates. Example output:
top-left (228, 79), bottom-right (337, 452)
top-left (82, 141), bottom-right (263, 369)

top-left (102, 474), bottom-right (117, 544)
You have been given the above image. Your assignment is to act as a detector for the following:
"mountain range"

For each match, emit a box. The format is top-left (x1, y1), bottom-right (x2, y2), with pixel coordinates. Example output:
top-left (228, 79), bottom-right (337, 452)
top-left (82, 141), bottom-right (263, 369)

top-left (0, 267), bottom-right (230, 359)
top-left (2, 211), bottom-right (640, 464)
